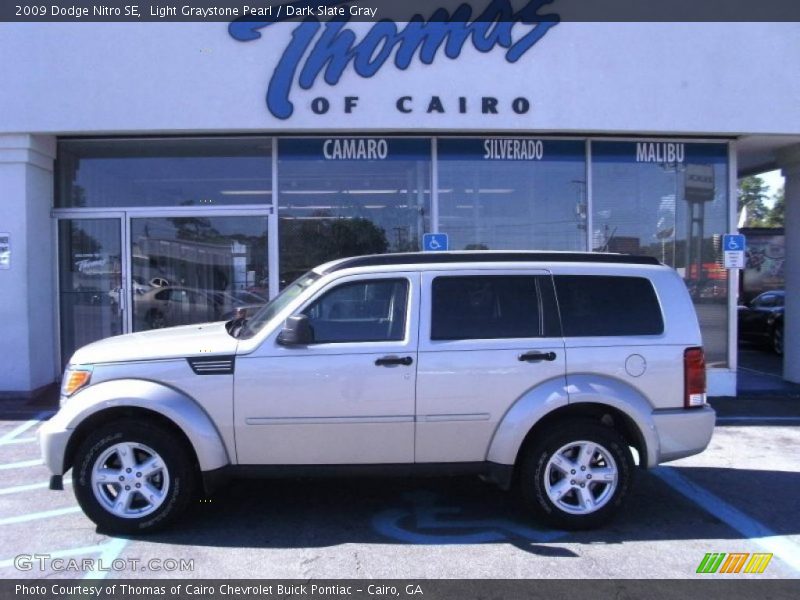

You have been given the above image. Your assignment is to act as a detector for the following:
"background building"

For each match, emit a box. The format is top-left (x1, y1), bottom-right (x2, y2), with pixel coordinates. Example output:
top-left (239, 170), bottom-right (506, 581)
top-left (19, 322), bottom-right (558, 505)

top-left (1, 17), bottom-right (799, 398)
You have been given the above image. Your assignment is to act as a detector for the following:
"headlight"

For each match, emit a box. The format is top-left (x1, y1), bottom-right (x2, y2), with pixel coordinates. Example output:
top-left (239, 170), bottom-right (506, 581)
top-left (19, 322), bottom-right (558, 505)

top-left (61, 365), bottom-right (93, 399)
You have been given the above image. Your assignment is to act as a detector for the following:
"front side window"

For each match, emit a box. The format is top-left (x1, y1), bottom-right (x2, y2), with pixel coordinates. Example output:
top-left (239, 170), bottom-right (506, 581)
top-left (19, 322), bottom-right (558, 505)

top-left (431, 276), bottom-right (541, 340)
top-left (304, 279), bottom-right (409, 343)
top-left (554, 275), bottom-right (664, 337)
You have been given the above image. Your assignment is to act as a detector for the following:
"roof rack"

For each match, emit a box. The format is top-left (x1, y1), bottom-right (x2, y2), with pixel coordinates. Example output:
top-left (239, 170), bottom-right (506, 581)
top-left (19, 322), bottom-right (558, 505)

top-left (322, 251), bottom-right (661, 273)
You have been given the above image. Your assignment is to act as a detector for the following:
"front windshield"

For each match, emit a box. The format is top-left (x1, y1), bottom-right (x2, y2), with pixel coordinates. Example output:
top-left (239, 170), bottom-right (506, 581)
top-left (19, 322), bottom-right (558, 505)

top-left (236, 271), bottom-right (320, 339)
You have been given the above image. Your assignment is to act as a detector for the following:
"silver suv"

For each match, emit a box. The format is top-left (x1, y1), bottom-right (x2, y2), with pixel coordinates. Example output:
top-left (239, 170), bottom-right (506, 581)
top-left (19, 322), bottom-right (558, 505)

top-left (40, 252), bottom-right (715, 533)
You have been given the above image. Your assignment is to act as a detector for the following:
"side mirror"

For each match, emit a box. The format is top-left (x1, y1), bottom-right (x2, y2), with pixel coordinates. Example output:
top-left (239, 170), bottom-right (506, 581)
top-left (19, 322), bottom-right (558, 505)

top-left (277, 314), bottom-right (314, 346)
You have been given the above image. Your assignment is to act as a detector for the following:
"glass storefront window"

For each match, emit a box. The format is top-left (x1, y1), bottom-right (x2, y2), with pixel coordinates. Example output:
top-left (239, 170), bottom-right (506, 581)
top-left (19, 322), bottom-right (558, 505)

top-left (130, 216), bottom-right (269, 331)
top-left (437, 139), bottom-right (587, 251)
top-left (591, 141), bottom-right (730, 366)
top-left (277, 138), bottom-right (431, 286)
top-left (58, 219), bottom-right (123, 366)
top-left (57, 138), bottom-right (272, 208)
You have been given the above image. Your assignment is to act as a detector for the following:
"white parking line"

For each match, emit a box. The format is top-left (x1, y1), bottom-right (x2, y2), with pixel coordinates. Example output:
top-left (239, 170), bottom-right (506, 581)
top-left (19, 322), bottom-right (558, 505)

top-left (0, 413), bottom-right (50, 445)
top-left (0, 542), bottom-right (109, 569)
top-left (84, 537), bottom-right (129, 580)
top-left (738, 366), bottom-right (786, 380)
top-left (0, 459), bottom-right (43, 470)
top-left (717, 416), bottom-right (800, 423)
top-left (0, 436), bottom-right (37, 445)
top-left (0, 506), bottom-right (81, 526)
top-left (654, 466), bottom-right (800, 574)
top-left (0, 478), bottom-right (72, 496)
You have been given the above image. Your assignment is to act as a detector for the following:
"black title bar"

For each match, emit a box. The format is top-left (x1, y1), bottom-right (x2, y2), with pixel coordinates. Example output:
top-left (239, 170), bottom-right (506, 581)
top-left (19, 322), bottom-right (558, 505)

top-left (2, 0), bottom-right (800, 23)
top-left (3, 580), bottom-right (800, 600)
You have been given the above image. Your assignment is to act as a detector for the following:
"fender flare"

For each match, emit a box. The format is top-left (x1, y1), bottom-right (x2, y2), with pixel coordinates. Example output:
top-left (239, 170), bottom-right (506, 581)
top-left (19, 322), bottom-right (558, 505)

top-left (485, 374), bottom-right (658, 468)
top-left (485, 377), bottom-right (569, 465)
top-left (563, 374), bottom-right (660, 468)
top-left (56, 378), bottom-right (230, 472)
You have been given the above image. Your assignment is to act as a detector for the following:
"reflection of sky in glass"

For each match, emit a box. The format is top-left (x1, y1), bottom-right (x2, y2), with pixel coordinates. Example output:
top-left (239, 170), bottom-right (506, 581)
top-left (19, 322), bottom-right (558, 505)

top-left (438, 139), bottom-right (586, 252)
top-left (278, 138), bottom-right (431, 254)
top-left (591, 141), bottom-right (730, 366)
top-left (591, 142), bottom-right (728, 262)
top-left (58, 139), bottom-right (272, 208)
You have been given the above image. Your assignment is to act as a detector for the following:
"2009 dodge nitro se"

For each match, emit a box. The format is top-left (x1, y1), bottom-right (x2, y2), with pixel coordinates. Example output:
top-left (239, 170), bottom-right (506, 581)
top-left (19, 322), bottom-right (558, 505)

top-left (40, 252), bottom-right (715, 533)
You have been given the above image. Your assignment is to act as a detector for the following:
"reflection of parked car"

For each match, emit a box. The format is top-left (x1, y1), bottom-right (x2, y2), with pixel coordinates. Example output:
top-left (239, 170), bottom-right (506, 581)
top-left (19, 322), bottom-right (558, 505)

top-left (738, 290), bottom-right (784, 355)
top-left (108, 276), bottom-right (151, 308)
top-left (696, 281), bottom-right (727, 302)
top-left (135, 286), bottom-right (215, 329)
top-left (44, 252), bottom-right (714, 534)
top-left (208, 290), bottom-right (267, 320)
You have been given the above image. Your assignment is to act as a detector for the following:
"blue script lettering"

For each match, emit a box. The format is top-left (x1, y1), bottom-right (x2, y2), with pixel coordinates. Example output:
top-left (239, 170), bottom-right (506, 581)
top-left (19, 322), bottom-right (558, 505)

top-left (229, 0), bottom-right (559, 119)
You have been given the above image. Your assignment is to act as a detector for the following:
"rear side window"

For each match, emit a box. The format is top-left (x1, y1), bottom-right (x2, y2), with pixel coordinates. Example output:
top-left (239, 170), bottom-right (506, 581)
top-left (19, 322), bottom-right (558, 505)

top-left (554, 276), bottom-right (664, 336)
top-left (431, 276), bottom-right (540, 340)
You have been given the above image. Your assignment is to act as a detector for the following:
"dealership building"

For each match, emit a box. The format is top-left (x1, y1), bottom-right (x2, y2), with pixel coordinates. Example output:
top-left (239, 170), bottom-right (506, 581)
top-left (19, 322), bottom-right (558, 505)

top-left (0, 15), bottom-right (799, 398)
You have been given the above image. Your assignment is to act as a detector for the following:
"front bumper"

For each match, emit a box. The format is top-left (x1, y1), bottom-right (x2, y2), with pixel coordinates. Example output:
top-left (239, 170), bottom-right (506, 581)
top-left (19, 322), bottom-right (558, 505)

top-left (38, 410), bottom-right (73, 476)
top-left (652, 405), bottom-right (716, 464)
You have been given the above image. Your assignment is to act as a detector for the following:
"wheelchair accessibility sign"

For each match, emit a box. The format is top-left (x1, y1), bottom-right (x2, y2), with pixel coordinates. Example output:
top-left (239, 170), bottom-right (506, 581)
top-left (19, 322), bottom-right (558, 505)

top-left (723, 234), bottom-right (746, 269)
top-left (423, 233), bottom-right (449, 252)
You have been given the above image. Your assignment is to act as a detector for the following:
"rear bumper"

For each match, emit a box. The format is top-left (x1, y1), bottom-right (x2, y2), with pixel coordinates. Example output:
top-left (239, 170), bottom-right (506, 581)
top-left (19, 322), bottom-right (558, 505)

top-left (652, 405), bottom-right (716, 464)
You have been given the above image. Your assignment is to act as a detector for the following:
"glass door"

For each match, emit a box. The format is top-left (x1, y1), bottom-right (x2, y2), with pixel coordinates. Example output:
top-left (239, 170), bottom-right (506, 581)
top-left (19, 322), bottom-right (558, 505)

top-left (128, 213), bottom-right (270, 332)
top-left (57, 217), bottom-right (125, 366)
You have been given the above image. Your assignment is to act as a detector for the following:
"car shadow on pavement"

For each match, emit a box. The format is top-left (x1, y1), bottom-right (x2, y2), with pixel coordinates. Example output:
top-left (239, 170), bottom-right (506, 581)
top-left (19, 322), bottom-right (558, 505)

top-left (116, 467), bottom-right (800, 553)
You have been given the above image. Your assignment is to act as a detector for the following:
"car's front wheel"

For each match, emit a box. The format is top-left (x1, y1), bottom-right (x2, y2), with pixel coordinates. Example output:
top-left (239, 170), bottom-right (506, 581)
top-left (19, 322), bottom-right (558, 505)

top-left (73, 421), bottom-right (197, 534)
top-left (519, 420), bottom-right (633, 530)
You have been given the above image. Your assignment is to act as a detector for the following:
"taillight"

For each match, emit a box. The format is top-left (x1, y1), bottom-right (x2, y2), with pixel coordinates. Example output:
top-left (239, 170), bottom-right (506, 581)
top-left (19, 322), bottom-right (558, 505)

top-left (684, 347), bottom-right (707, 408)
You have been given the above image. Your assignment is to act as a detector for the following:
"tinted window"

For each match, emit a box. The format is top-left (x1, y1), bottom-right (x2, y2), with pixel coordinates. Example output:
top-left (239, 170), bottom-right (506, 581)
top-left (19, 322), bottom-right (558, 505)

top-left (304, 279), bottom-right (408, 343)
top-left (431, 276), bottom-right (540, 340)
top-left (755, 294), bottom-right (777, 308)
top-left (554, 276), bottom-right (664, 336)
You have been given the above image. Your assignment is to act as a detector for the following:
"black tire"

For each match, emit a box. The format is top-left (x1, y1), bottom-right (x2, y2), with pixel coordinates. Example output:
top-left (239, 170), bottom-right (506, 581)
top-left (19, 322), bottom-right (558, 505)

top-left (73, 420), bottom-right (197, 534)
top-left (772, 323), bottom-right (783, 356)
top-left (147, 310), bottom-right (166, 329)
top-left (519, 420), bottom-right (633, 530)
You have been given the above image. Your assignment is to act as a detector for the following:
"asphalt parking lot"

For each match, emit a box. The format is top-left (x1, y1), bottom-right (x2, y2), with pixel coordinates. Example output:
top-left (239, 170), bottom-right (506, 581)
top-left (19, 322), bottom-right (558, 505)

top-left (1, 398), bottom-right (799, 580)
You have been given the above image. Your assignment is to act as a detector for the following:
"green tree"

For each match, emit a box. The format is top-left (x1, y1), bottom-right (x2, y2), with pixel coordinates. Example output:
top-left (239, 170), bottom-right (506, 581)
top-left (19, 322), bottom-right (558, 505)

top-left (764, 185), bottom-right (785, 227)
top-left (737, 176), bottom-right (770, 226)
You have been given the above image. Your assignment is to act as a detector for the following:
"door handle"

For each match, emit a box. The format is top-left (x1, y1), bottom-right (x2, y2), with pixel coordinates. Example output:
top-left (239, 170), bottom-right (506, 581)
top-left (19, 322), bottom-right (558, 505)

top-left (518, 351), bottom-right (557, 362)
top-left (375, 355), bottom-right (414, 367)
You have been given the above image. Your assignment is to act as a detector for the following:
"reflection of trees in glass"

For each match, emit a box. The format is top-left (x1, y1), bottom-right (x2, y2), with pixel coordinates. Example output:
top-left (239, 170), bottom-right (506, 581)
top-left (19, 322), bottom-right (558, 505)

top-left (281, 216), bottom-right (389, 278)
top-left (71, 224), bottom-right (101, 255)
top-left (71, 185), bottom-right (87, 208)
top-left (764, 186), bottom-right (784, 227)
top-left (738, 176), bottom-right (771, 226)
top-left (167, 216), bottom-right (222, 241)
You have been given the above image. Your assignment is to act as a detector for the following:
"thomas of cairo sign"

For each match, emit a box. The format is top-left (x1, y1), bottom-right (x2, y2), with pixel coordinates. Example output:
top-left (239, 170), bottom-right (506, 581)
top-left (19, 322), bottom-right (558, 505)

top-left (229, 0), bottom-right (559, 119)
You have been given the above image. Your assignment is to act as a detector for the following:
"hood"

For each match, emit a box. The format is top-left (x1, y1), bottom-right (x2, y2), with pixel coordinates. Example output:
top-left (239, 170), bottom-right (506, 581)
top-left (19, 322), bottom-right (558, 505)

top-left (69, 321), bottom-right (238, 366)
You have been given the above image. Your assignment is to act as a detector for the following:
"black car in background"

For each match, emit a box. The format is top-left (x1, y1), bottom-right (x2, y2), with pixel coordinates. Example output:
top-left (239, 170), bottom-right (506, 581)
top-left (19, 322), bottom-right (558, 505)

top-left (738, 290), bottom-right (784, 355)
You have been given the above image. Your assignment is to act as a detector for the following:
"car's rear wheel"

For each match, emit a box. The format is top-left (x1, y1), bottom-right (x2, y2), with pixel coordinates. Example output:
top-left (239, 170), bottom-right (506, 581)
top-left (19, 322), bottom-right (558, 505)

top-left (73, 421), bottom-right (196, 534)
top-left (519, 420), bottom-right (633, 530)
